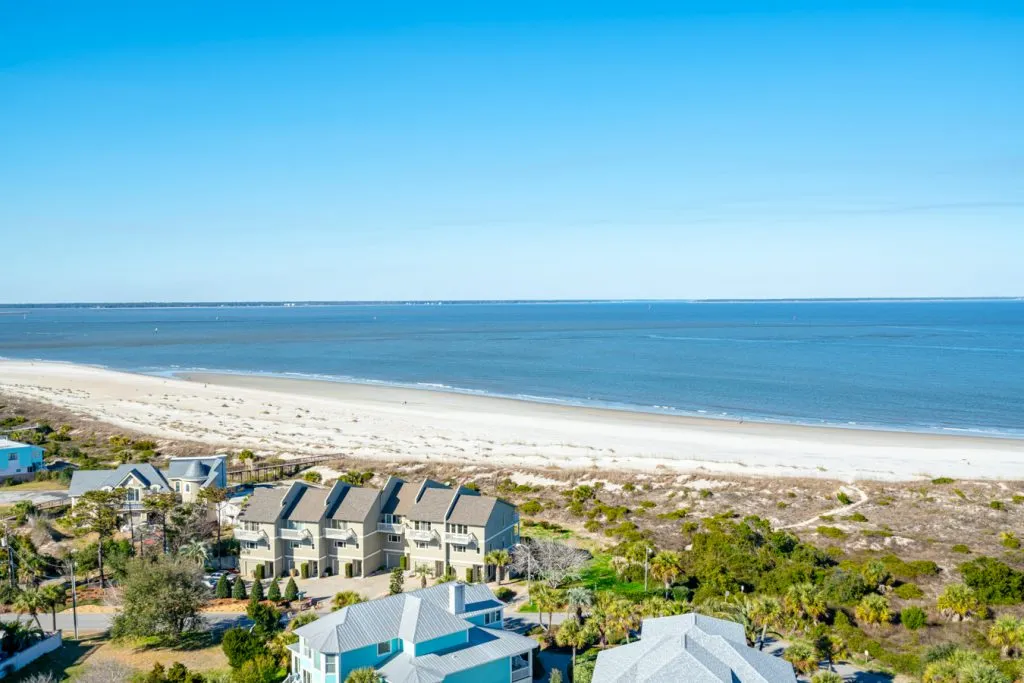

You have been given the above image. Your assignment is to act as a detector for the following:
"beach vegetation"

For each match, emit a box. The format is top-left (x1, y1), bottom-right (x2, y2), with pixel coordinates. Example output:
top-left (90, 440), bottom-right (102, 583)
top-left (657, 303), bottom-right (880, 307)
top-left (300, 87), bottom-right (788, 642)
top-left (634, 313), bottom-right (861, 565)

top-left (990, 500), bottom-right (1007, 511)
top-left (836, 491), bottom-right (853, 505)
top-left (952, 544), bottom-right (971, 554)
top-left (520, 500), bottom-right (543, 515)
top-left (844, 512), bottom-right (868, 522)
top-left (816, 525), bottom-right (846, 539)
top-left (958, 557), bottom-right (1024, 604)
top-left (936, 583), bottom-right (985, 622)
top-left (110, 556), bottom-right (208, 643)
top-left (894, 582), bottom-right (925, 600)
top-left (901, 606), bottom-right (928, 630)
top-left (932, 477), bottom-right (956, 485)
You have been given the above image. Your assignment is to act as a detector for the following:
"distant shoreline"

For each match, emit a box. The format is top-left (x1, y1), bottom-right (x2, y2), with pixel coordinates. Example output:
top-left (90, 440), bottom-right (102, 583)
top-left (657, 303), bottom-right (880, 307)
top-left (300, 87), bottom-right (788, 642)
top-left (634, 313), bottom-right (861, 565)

top-left (1, 297), bottom-right (1021, 309)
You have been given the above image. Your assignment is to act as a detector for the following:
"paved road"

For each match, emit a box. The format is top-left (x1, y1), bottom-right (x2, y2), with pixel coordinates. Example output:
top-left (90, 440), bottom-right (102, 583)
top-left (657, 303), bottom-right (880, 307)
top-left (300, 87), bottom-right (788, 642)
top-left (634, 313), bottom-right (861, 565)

top-left (1, 611), bottom-right (250, 635)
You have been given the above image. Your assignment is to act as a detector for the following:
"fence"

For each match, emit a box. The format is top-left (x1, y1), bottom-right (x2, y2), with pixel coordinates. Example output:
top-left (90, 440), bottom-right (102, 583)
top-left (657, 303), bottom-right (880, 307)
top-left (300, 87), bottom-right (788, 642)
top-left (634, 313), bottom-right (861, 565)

top-left (0, 631), bottom-right (62, 679)
top-left (225, 455), bottom-right (335, 484)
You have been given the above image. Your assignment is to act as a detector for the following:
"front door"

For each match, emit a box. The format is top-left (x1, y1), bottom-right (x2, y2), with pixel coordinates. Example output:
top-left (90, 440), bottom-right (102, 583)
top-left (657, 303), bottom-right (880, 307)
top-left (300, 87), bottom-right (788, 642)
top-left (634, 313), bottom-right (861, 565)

top-left (309, 560), bottom-right (318, 577)
top-left (353, 560), bottom-right (362, 576)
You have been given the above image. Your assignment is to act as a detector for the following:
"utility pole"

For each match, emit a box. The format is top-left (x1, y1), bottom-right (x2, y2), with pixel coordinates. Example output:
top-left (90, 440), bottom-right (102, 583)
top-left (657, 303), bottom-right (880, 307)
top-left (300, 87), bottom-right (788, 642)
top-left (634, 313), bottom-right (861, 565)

top-left (67, 554), bottom-right (79, 639)
top-left (2, 527), bottom-right (15, 590)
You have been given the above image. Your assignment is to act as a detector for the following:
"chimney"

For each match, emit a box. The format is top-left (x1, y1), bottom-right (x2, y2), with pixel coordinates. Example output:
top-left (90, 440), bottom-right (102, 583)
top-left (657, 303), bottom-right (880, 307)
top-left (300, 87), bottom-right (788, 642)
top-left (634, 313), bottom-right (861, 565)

top-left (448, 582), bottom-right (465, 615)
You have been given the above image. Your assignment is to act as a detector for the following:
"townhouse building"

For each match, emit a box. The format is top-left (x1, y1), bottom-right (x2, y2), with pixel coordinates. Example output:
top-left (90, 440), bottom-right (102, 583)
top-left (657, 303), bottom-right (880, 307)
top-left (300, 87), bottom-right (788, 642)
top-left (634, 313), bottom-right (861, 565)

top-left (237, 477), bottom-right (519, 581)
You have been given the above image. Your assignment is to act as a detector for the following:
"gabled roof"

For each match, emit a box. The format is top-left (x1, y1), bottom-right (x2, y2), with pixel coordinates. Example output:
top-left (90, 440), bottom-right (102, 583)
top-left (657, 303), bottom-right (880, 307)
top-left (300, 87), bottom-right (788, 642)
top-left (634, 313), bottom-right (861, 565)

top-left (409, 487), bottom-right (455, 523)
top-left (326, 484), bottom-right (379, 522)
top-left (164, 455), bottom-right (226, 488)
top-left (377, 627), bottom-right (536, 682)
top-left (285, 485), bottom-right (330, 523)
top-left (68, 464), bottom-right (171, 497)
top-left (592, 614), bottom-right (797, 683)
top-left (446, 493), bottom-right (504, 526)
top-left (238, 486), bottom-right (289, 523)
top-left (381, 480), bottom-right (416, 516)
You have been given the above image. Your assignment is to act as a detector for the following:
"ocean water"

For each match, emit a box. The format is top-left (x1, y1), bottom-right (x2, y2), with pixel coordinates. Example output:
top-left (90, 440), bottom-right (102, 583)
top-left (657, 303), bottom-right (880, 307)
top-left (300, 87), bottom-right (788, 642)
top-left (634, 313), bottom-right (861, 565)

top-left (0, 300), bottom-right (1021, 437)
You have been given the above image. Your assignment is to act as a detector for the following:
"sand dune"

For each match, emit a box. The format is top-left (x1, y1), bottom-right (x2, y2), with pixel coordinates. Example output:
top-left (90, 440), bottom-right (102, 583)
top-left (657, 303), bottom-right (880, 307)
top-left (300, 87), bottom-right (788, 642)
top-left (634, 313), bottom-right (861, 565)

top-left (0, 360), bottom-right (1021, 481)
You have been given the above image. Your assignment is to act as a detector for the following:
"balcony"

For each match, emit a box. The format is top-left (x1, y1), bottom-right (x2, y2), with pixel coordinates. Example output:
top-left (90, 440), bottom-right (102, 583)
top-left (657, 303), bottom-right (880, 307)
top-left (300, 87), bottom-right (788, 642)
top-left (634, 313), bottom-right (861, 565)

top-left (511, 656), bottom-right (531, 682)
top-left (325, 526), bottom-right (356, 541)
top-left (446, 532), bottom-right (477, 546)
top-left (280, 527), bottom-right (313, 542)
top-left (234, 528), bottom-right (268, 543)
top-left (407, 528), bottom-right (439, 543)
top-left (377, 522), bottom-right (404, 534)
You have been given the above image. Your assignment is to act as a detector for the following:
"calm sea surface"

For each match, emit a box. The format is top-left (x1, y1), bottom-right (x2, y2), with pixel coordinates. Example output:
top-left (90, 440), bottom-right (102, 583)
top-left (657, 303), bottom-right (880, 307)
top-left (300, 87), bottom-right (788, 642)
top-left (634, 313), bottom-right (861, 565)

top-left (0, 301), bottom-right (1021, 436)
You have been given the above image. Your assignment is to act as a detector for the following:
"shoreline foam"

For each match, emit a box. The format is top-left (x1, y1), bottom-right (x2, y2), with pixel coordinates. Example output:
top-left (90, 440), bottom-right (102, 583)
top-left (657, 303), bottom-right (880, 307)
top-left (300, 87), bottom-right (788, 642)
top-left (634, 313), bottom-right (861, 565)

top-left (1, 360), bottom-right (1022, 482)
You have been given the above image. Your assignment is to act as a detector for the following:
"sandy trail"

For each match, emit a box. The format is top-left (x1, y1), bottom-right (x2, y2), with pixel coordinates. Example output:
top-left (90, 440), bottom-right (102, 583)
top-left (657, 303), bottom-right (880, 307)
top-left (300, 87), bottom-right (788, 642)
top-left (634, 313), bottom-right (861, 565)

top-left (0, 360), bottom-right (1022, 482)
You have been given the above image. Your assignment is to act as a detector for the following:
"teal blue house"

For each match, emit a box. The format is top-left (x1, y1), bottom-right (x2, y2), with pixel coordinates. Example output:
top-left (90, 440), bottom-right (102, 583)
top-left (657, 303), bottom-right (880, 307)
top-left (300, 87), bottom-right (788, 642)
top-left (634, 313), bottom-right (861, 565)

top-left (0, 439), bottom-right (44, 483)
top-left (288, 582), bottom-right (534, 683)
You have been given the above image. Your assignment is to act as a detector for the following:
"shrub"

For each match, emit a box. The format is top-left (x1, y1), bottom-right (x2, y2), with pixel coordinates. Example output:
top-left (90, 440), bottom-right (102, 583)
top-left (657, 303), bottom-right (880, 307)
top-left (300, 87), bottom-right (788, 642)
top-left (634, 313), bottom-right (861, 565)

top-left (332, 591), bottom-right (366, 610)
top-left (233, 654), bottom-right (282, 683)
top-left (303, 470), bottom-right (322, 484)
top-left (231, 577), bottom-right (248, 600)
top-left (400, 555), bottom-right (409, 571)
top-left (345, 562), bottom-right (354, 578)
top-left (215, 574), bottom-right (231, 599)
top-left (284, 577), bottom-right (299, 602)
top-left (936, 583), bottom-right (984, 621)
top-left (811, 673), bottom-right (843, 683)
top-left (931, 477), bottom-right (955, 485)
top-left (254, 564), bottom-right (265, 581)
top-left (699, 489), bottom-right (713, 499)
top-left (894, 583), bottom-right (925, 600)
top-left (521, 500), bottom-right (543, 515)
top-left (1000, 532), bottom-right (1021, 550)
top-left (900, 605), bottom-right (927, 630)
top-left (583, 520), bottom-right (600, 532)
top-left (250, 578), bottom-right (265, 602)
top-left (465, 567), bottom-right (474, 583)
top-left (951, 544), bottom-right (971, 554)
top-left (854, 594), bottom-right (894, 627)
top-left (844, 512), bottom-right (868, 522)
top-left (300, 562), bottom-right (309, 579)
top-left (222, 627), bottom-right (268, 668)
top-left (958, 556), bottom-right (1024, 604)
top-left (822, 570), bottom-right (871, 605)
top-left (267, 578), bottom-right (281, 602)
top-left (990, 500), bottom-right (1006, 511)
top-left (109, 556), bottom-right (207, 642)
top-left (389, 567), bottom-right (404, 595)
top-left (836, 491), bottom-right (853, 505)
top-left (1013, 495), bottom-right (1024, 504)
top-left (817, 526), bottom-right (847, 539)
top-left (246, 601), bottom-right (281, 636)
top-left (495, 587), bottom-right (516, 602)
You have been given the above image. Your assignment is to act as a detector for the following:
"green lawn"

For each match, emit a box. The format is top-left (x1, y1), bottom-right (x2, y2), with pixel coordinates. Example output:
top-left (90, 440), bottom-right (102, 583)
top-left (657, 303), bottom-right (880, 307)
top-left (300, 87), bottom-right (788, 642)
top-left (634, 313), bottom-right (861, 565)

top-left (2, 479), bottom-right (69, 492)
top-left (516, 553), bottom-right (656, 612)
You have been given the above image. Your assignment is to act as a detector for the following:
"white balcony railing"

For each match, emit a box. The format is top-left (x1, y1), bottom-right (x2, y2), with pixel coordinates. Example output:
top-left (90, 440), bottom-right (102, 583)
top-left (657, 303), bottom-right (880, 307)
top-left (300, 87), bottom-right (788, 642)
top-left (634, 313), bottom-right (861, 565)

top-left (447, 532), bottom-right (476, 546)
top-left (377, 522), bottom-right (404, 534)
top-left (234, 528), bottom-right (268, 543)
top-left (280, 527), bottom-right (313, 542)
top-left (325, 526), bottom-right (356, 541)
top-left (407, 528), bottom-right (439, 543)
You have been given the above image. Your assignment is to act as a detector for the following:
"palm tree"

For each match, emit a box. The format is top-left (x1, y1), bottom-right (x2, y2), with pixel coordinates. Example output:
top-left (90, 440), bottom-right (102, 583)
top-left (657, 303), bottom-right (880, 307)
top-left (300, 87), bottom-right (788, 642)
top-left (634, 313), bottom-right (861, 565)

top-left (604, 594), bottom-right (640, 643)
top-left (555, 617), bottom-right (598, 671)
top-left (565, 587), bottom-right (594, 622)
top-left (13, 588), bottom-right (45, 631)
top-left (39, 584), bottom-right (67, 632)
top-left (649, 551), bottom-right (683, 598)
top-left (332, 591), bottom-right (367, 610)
top-left (412, 563), bottom-right (432, 589)
top-left (748, 596), bottom-right (782, 650)
top-left (344, 668), bottom-right (381, 683)
top-left (783, 640), bottom-right (818, 676)
top-left (530, 583), bottom-right (562, 634)
top-left (854, 594), bottom-right (893, 628)
top-left (485, 549), bottom-right (511, 585)
top-left (987, 615), bottom-right (1023, 658)
top-left (178, 540), bottom-right (208, 566)
top-left (0, 620), bottom-right (42, 657)
top-left (937, 583), bottom-right (983, 622)
top-left (639, 596), bottom-right (681, 618)
top-left (782, 583), bottom-right (827, 631)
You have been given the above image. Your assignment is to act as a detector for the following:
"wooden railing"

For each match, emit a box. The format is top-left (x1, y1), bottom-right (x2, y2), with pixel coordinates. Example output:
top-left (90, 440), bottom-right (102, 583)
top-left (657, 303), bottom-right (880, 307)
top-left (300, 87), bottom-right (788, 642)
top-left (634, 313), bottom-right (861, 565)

top-left (225, 455), bottom-right (335, 484)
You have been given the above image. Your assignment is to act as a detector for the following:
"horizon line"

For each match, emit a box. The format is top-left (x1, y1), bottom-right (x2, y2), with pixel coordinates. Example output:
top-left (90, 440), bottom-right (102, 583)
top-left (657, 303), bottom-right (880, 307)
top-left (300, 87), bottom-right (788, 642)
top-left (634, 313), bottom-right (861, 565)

top-left (1, 296), bottom-right (1022, 309)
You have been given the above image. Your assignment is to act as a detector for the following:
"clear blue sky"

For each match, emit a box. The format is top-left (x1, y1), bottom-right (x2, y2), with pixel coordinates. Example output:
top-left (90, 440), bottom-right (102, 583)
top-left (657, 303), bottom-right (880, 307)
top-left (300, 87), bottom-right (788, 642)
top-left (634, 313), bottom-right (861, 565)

top-left (1, 1), bottom-right (1022, 302)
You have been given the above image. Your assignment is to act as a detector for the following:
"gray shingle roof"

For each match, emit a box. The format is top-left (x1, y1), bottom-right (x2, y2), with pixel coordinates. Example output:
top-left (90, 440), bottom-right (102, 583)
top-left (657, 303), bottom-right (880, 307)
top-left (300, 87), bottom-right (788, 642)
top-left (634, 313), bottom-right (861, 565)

top-left (293, 582), bottom-right (507, 655)
top-left (381, 480), bottom-right (416, 516)
top-left (592, 614), bottom-right (797, 683)
top-left (285, 485), bottom-right (329, 523)
top-left (238, 486), bottom-right (288, 523)
top-left (164, 456), bottom-right (226, 488)
top-left (409, 487), bottom-right (455, 523)
top-left (327, 484), bottom-right (378, 522)
top-left (446, 493), bottom-right (500, 526)
top-left (68, 464), bottom-right (170, 497)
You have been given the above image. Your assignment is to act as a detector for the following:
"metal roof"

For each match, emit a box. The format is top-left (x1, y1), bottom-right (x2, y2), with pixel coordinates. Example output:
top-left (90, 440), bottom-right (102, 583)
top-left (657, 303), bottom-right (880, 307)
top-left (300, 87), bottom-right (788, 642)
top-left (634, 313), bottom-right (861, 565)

top-left (0, 439), bottom-right (40, 450)
top-left (378, 627), bottom-right (536, 681)
top-left (592, 614), bottom-right (797, 683)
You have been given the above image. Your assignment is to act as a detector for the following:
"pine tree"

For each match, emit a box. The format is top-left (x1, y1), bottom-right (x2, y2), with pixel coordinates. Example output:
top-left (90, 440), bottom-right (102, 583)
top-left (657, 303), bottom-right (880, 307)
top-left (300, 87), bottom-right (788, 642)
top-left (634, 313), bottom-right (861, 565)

top-left (284, 577), bottom-right (299, 602)
top-left (232, 576), bottom-right (248, 600)
top-left (250, 578), bottom-right (265, 603)
top-left (215, 574), bottom-right (231, 599)
top-left (389, 566), bottom-right (404, 595)
top-left (267, 578), bottom-right (282, 602)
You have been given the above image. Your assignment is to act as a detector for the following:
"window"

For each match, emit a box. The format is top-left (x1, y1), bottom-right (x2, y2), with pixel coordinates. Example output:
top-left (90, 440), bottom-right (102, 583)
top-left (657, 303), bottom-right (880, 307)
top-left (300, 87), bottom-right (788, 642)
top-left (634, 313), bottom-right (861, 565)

top-left (414, 521), bottom-right (431, 531)
top-left (382, 513), bottom-right (402, 525)
top-left (302, 643), bottom-right (310, 658)
top-left (284, 520), bottom-right (300, 530)
top-left (329, 519), bottom-right (348, 529)
top-left (377, 641), bottom-right (392, 656)
top-left (244, 542), bottom-right (257, 550)
top-left (484, 610), bottom-right (502, 625)
top-left (175, 481), bottom-right (181, 492)
top-left (7, 453), bottom-right (17, 462)
top-left (388, 534), bottom-right (401, 544)
top-left (244, 521), bottom-right (260, 531)
top-left (452, 545), bottom-right (467, 553)
top-left (184, 483), bottom-right (191, 493)
top-left (325, 655), bottom-right (336, 674)
top-left (334, 541), bottom-right (347, 549)
top-left (447, 523), bottom-right (468, 534)
top-left (415, 541), bottom-right (429, 549)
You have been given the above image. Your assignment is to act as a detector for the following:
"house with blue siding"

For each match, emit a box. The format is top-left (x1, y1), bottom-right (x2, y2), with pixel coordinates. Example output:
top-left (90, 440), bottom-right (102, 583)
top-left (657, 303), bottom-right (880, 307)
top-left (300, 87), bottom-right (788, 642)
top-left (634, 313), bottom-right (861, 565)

top-left (288, 582), bottom-right (534, 683)
top-left (0, 439), bottom-right (44, 483)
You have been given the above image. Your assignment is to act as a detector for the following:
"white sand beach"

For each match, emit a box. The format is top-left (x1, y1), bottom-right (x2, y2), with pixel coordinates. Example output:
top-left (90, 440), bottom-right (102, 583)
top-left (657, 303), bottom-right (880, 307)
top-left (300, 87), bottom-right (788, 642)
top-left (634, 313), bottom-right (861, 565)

top-left (0, 360), bottom-right (1021, 482)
